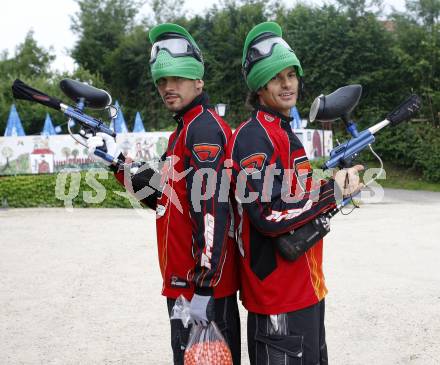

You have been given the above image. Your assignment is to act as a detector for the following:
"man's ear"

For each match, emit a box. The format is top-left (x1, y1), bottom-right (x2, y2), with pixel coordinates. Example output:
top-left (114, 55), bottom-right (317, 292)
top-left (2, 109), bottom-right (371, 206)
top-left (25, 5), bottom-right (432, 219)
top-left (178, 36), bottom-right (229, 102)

top-left (256, 87), bottom-right (265, 104)
top-left (195, 79), bottom-right (204, 91)
top-left (256, 84), bottom-right (267, 97)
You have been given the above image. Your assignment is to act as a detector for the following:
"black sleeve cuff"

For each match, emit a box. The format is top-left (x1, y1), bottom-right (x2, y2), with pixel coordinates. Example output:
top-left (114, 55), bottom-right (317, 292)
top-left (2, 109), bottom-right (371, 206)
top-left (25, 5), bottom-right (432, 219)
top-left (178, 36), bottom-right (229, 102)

top-left (194, 286), bottom-right (214, 296)
top-left (108, 153), bottom-right (126, 173)
top-left (326, 178), bottom-right (340, 203)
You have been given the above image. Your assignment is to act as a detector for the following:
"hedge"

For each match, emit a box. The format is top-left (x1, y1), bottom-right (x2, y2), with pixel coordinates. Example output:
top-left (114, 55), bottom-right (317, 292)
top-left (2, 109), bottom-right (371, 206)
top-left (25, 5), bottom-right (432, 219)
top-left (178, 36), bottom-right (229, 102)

top-left (0, 169), bottom-right (134, 208)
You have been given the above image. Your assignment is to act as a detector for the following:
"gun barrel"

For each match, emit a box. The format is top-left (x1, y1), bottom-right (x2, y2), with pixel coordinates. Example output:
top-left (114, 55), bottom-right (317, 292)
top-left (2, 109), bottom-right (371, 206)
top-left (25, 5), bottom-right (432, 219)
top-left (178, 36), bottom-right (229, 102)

top-left (93, 148), bottom-right (120, 164)
top-left (368, 119), bottom-right (391, 135)
top-left (387, 94), bottom-right (422, 125)
top-left (12, 79), bottom-right (62, 111)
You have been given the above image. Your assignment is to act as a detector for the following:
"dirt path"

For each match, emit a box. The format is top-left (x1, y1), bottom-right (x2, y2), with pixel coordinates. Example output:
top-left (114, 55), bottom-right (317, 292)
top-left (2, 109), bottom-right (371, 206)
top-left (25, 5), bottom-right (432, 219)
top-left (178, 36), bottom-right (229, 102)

top-left (1, 188), bottom-right (439, 364)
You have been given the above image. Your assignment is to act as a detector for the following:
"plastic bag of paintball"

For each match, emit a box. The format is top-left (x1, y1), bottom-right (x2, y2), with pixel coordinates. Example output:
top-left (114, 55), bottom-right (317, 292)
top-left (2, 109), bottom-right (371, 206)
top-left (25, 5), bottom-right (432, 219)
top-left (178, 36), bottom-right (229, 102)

top-left (184, 322), bottom-right (233, 365)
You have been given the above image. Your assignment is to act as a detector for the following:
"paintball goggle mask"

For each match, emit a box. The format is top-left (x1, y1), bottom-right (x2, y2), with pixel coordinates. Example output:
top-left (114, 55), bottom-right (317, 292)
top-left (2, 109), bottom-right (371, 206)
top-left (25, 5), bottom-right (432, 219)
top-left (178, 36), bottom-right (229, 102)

top-left (242, 33), bottom-right (293, 79)
top-left (150, 33), bottom-right (203, 64)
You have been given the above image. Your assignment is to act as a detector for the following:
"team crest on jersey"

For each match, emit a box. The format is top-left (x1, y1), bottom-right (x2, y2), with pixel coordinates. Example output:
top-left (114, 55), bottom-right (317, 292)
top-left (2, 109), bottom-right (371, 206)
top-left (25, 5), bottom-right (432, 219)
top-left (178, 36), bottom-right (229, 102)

top-left (170, 275), bottom-right (189, 288)
top-left (264, 114), bottom-right (275, 122)
top-left (193, 143), bottom-right (221, 162)
top-left (240, 153), bottom-right (267, 175)
top-left (294, 156), bottom-right (312, 191)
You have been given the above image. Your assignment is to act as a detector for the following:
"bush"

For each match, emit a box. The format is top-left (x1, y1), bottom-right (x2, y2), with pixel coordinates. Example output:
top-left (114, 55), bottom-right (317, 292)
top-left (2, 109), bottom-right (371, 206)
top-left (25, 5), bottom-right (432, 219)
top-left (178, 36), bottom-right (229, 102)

top-left (0, 169), bottom-right (135, 208)
top-left (373, 122), bottom-right (440, 183)
top-left (413, 125), bottom-right (440, 182)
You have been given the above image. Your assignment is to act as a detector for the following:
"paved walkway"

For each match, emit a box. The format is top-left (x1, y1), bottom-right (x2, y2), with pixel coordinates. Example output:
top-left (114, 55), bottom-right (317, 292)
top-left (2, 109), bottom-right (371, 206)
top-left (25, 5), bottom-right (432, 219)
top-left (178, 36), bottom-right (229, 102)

top-left (1, 188), bottom-right (439, 364)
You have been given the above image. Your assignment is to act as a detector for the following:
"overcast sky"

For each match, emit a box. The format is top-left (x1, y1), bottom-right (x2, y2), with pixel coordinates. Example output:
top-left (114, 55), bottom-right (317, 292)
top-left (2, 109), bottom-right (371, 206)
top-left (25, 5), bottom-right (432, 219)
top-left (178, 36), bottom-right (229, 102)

top-left (0, 0), bottom-right (407, 73)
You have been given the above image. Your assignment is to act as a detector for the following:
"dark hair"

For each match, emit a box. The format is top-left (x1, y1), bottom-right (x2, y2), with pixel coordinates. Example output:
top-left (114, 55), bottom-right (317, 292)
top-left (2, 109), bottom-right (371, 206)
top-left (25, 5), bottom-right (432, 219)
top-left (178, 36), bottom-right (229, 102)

top-left (246, 91), bottom-right (260, 110)
top-left (246, 75), bottom-right (305, 110)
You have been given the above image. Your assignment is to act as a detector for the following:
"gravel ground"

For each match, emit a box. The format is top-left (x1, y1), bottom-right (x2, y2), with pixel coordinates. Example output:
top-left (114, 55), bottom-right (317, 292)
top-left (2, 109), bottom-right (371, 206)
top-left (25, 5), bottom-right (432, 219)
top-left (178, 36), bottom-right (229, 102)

top-left (0, 188), bottom-right (439, 365)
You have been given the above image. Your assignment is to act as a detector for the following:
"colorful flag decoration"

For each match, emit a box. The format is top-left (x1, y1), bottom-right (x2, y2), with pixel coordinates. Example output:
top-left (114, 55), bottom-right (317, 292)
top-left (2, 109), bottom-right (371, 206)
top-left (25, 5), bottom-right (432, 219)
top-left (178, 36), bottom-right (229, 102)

top-left (132, 112), bottom-right (146, 132)
top-left (41, 113), bottom-right (56, 135)
top-left (4, 104), bottom-right (26, 136)
top-left (110, 100), bottom-right (129, 134)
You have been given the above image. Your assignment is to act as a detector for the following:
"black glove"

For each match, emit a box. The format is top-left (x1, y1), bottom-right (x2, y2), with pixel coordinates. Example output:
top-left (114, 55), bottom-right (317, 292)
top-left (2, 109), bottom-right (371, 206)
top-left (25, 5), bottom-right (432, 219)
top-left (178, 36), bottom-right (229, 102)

top-left (129, 162), bottom-right (161, 210)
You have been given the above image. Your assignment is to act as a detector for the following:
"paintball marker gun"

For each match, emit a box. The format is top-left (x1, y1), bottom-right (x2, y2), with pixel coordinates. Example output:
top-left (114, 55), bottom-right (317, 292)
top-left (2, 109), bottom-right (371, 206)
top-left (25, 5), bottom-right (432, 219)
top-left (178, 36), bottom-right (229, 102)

top-left (309, 84), bottom-right (422, 170)
top-left (11, 79), bottom-right (123, 166)
top-left (275, 85), bottom-right (422, 261)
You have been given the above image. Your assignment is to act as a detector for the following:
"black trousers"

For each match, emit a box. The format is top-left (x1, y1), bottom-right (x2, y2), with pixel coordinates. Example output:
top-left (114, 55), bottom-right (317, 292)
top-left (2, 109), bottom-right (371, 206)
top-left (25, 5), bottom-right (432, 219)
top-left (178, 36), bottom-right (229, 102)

top-left (166, 293), bottom-right (241, 365)
top-left (247, 300), bottom-right (327, 365)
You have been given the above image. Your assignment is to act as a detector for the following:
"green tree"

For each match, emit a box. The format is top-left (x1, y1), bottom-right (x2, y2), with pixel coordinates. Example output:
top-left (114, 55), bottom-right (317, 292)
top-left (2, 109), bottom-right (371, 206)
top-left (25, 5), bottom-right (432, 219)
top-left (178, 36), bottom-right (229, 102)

top-left (0, 66), bottom-right (103, 135)
top-left (406, 0), bottom-right (440, 26)
top-left (0, 30), bottom-right (55, 79)
top-left (149, 0), bottom-right (187, 24)
top-left (391, 0), bottom-right (439, 123)
top-left (335, 0), bottom-right (384, 18)
top-left (0, 32), bottom-right (55, 134)
top-left (186, 0), bottom-right (268, 126)
top-left (103, 0), bottom-right (189, 131)
top-left (70, 0), bottom-right (139, 82)
top-left (105, 26), bottom-right (164, 131)
top-left (277, 4), bottom-right (401, 123)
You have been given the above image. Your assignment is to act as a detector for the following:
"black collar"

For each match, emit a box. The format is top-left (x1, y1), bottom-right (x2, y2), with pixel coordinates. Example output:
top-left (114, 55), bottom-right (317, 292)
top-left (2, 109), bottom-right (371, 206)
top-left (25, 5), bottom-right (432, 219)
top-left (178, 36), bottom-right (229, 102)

top-left (254, 103), bottom-right (293, 123)
top-left (173, 92), bottom-right (209, 122)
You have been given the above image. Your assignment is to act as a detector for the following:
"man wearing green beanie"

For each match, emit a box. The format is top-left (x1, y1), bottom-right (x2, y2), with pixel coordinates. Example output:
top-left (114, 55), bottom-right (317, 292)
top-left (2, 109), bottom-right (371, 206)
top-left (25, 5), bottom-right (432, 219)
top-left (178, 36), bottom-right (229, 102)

top-left (148, 23), bottom-right (241, 365)
top-left (227, 22), bottom-right (363, 364)
top-left (87, 23), bottom-right (241, 364)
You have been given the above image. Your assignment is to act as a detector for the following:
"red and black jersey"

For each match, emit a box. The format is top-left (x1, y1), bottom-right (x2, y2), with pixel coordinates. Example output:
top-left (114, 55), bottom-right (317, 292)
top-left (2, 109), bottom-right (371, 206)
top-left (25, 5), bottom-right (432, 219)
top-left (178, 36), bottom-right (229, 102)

top-left (227, 105), bottom-right (336, 315)
top-left (115, 93), bottom-right (238, 300)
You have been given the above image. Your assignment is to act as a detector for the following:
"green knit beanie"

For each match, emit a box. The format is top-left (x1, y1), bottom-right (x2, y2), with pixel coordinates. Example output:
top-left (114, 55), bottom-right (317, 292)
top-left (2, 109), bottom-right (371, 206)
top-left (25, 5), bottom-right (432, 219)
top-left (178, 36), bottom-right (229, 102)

top-left (149, 23), bottom-right (204, 84)
top-left (242, 22), bottom-right (303, 91)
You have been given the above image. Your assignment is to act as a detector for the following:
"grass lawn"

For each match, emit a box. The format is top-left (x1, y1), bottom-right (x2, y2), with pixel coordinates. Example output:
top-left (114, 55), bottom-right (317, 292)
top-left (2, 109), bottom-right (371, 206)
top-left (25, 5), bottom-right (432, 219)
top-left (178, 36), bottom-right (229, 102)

top-left (370, 163), bottom-right (440, 192)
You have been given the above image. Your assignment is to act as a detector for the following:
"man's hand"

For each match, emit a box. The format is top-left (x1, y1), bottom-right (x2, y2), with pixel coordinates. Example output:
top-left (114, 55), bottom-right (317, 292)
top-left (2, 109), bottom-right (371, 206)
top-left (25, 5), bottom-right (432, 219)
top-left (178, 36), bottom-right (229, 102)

top-left (86, 132), bottom-right (120, 166)
top-left (333, 164), bottom-right (365, 199)
top-left (189, 294), bottom-right (215, 326)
